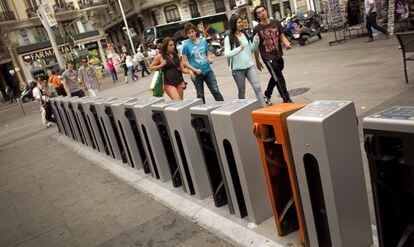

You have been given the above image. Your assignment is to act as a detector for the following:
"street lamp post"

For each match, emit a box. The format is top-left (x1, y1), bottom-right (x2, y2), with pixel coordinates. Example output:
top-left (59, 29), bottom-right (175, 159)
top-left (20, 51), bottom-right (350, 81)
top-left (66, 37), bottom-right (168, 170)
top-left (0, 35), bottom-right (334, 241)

top-left (36, 4), bottom-right (65, 69)
top-left (117, 0), bottom-right (136, 54)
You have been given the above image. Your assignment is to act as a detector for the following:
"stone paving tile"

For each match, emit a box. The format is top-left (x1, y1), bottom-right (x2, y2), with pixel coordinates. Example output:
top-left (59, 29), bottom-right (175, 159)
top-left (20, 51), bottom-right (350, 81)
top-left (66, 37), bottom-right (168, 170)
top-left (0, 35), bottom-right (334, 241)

top-left (177, 231), bottom-right (234, 247)
top-left (0, 227), bottom-right (24, 247)
top-left (15, 200), bottom-right (59, 226)
top-left (98, 211), bottom-right (203, 247)
top-left (19, 210), bottom-right (64, 240)
top-left (65, 217), bottom-right (125, 246)
top-left (14, 224), bottom-right (74, 247)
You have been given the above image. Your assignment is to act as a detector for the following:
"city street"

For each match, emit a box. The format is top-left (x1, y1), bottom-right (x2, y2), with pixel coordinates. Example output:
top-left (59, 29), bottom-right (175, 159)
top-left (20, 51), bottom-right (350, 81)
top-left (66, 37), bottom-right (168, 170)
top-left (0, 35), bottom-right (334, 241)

top-left (1, 32), bottom-right (414, 246)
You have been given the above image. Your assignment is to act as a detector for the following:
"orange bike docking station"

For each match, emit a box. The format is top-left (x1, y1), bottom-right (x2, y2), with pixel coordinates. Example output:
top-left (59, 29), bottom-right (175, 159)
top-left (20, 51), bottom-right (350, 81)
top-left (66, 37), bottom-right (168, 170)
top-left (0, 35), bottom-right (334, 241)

top-left (252, 103), bottom-right (308, 245)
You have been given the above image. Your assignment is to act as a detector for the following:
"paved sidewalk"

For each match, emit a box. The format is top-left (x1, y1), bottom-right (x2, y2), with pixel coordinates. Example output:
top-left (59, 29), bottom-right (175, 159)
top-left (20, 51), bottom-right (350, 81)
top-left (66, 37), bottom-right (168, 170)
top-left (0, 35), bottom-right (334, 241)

top-left (0, 103), bottom-right (233, 247)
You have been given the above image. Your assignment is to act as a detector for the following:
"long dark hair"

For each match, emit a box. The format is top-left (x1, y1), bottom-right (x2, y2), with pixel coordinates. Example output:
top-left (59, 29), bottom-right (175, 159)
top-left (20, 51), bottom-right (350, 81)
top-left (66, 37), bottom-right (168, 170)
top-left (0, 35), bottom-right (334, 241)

top-left (229, 14), bottom-right (241, 49)
top-left (161, 37), bottom-right (177, 57)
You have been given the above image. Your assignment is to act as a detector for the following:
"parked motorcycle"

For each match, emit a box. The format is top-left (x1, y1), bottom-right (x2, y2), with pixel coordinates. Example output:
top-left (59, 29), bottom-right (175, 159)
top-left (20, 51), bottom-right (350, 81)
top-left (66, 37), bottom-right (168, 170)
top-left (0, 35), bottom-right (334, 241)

top-left (20, 81), bottom-right (34, 103)
top-left (281, 16), bottom-right (302, 44)
top-left (297, 11), bottom-right (322, 46)
top-left (206, 33), bottom-right (224, 56)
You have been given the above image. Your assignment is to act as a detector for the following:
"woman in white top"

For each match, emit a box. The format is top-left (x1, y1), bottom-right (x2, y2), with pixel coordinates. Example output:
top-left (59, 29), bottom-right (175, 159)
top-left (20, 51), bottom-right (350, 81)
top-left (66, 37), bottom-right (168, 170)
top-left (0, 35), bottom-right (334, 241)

top-left (224, 14), bottom-right (266, 107)
top-left (125, 52), bottom-right (138, 83)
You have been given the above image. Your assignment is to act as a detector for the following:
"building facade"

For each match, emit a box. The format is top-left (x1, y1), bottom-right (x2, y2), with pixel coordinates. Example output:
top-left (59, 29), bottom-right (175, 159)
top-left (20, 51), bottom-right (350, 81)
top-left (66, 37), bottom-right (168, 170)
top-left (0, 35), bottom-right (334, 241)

top-left (96, 0), bottom-right (239, 54)
top-left (0, 0), bottom-right (110, 100)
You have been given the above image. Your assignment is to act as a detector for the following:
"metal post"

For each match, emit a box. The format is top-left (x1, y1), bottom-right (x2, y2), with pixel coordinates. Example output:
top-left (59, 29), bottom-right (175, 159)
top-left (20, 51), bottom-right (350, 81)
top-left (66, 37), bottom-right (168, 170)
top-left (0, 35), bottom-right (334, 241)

top-left (118, 0), bottom-right (136, 55)
top-left (265, 0), bottom-right (274, 19)
top-left (36, 10), bottom-right (65, 69)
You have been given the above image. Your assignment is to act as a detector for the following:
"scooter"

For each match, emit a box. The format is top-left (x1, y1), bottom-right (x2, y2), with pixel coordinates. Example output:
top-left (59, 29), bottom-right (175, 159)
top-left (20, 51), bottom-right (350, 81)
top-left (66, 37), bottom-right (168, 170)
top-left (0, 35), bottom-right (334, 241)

top-left (281, 16), bottom-right (302, 44)
top-left (20, 81), bottom-right (34, 103)
top-left (297, 11), bottom-right (322, 46)
top-left (206, 33), bottom-right (224, 56)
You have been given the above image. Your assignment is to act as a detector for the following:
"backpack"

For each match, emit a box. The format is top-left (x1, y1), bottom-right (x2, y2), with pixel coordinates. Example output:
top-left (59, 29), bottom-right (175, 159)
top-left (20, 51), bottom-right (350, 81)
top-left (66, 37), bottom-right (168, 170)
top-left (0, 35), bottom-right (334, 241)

top-left (227, 31), bottom-right (252, 70)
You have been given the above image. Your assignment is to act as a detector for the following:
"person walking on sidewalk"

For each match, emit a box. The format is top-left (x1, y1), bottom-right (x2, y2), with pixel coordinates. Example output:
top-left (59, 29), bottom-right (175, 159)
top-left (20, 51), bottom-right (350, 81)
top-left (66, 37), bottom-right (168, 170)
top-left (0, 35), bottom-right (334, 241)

top-left (48, 69), bottom-right (67, 96)
top-left (62, 61), bottom-right (85, 97)
top-left (125, 52), bottom-right (138, 83)
top-left (150, 37), bottom-right (194, 100)
top-left (78, 60), bottom-right (101, 97)
top-left (33, 76), bottom-right (56, 127)
top-left (253, 5), bottom-right (293, 104)
top-left (134, 47), bottom-right (151, 77)
top-left (120, 52), bottom-right (128, 83)
top-left (365, 0), bottom-right (388, 42)
top-left (225, 14), bottom-right (266, 107)
top-left (107, 58), bottom-right (118, 83)
top-left (181, 23), bottom-right (224, 103)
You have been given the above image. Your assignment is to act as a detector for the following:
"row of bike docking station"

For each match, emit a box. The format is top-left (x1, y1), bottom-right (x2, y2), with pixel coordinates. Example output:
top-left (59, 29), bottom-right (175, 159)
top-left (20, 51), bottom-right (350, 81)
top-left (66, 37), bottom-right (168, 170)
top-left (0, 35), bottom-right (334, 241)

top-left (49, 95), bottom-right (414, 247)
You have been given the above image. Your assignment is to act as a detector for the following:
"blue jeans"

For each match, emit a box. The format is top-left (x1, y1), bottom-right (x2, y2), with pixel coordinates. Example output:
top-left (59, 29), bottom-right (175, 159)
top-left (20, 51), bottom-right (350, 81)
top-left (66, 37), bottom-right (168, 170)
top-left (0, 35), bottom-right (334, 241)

top-left (110, 69), bottom-right (118, 82)
top-left (127, 66), bottom-right (138, 81)
top-left (192, 71), bottom-right (224, 103)
top-left (232, 66), bottom-right (266, 107)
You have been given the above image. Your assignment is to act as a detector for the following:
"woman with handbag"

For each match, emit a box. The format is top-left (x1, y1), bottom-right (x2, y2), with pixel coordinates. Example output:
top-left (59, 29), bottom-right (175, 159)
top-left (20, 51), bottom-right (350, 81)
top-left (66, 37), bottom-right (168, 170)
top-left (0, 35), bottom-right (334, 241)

top-left (149, 37), bottom-right (194, 100)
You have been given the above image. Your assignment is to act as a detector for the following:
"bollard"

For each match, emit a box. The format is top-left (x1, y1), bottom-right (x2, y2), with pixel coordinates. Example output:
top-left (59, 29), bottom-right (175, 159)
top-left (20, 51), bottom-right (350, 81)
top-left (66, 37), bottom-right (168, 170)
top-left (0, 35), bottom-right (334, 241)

top-left (132, 97), bottom-right (170, 181)
top-left (96, 97), bottom-right (135, 163)
top-left (84, 97), bottom-right (117, 156)
top-left (164, 99), bottom-right (211, 199)
top-left (59, 96), bottom-right (78, 141)
top-left (287, 100), bottom-right (372, 247)
top-left (63, 97), bottom-right (85, 144)
top-left (73, 97), bottom-right (100, 149)
top-left (363, 106), bottom-right (414, 247)
top-left (151, 101), bottom-right (184, 188)
top-left (252, 103), bottom-right (308, 243)
top-left (49, 96), bottom-right (66, 135)
top-left (190, 101), bottom-right (233, 211)
top-left (111, 98), bottom-right (142, 169)
top-left (211, 99), bottom-right (272, 224)
top-left (123, 101), bottom-right (152, 174)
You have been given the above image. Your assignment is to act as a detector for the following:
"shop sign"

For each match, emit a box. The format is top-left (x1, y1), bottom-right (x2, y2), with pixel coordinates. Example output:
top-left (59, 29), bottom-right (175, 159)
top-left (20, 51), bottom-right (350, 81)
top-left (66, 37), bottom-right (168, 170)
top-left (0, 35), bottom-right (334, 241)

top-left (22, 45), bottom-right (72, 63)
top-left (16, 29), bottom-right (36, 46)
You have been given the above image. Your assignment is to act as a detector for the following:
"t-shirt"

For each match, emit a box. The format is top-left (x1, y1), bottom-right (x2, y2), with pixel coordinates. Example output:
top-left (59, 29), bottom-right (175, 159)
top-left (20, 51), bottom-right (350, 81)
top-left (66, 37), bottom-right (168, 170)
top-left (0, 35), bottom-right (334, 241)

top-left (62, 70), bottom-right (81, 93)
top-left (48, 75), bottom-right (62, 88)
top-left (253, 19), bottom-right (285, 62)
top-left (365, 0), bottom-right (376, 14)
top-left (134, 52), bottom-right (145, 62)
top-left (107, 61), bottom-right (116, 71)
top-left (181, 38), bottom-right (212, 75)
top-left (32, 87), bottom-right (41, 100)
top-left (125, 55), bottom-right (134, 67)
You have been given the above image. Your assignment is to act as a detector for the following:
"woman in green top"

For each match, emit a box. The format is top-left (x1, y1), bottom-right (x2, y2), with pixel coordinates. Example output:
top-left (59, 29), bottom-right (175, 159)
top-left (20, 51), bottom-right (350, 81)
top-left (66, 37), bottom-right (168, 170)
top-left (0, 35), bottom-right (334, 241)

top-left (224, 14), bottom-right (266, 107)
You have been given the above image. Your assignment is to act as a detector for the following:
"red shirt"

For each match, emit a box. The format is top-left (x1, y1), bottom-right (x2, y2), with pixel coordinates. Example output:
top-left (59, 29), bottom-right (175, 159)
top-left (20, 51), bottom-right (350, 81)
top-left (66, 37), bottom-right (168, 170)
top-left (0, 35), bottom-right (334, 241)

top-left (107, 61), bottom-right (116, 71)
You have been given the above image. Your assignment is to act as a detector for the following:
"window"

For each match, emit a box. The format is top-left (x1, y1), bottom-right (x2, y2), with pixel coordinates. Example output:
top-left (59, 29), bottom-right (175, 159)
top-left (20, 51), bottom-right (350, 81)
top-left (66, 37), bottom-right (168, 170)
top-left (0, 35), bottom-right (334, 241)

top-left (35, 27), bottom-right (49, 42)
top-left (189, 0), bottom-right (200, 18)
top-left (151, 11), bottom-right (158, 26)
top-left (214, 0), bottom-right (226, 13)
top-left (25, 0), bottom-right (38, 10)
top-left (229, 0), bottom-right (236, 10)
top-left (164, 5), bottom-right (181, 23)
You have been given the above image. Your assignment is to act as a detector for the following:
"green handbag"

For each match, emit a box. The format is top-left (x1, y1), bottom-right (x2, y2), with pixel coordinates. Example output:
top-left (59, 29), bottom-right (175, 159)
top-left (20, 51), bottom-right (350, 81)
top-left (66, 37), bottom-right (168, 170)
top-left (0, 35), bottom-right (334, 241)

top-left (152, 68), bottom-right (164, 97)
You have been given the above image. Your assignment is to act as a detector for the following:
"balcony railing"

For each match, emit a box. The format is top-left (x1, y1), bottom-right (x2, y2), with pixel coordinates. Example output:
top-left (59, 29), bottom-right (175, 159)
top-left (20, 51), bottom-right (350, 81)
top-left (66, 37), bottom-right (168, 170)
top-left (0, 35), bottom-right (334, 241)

top-left (0, 11), bottom-right (16, 22)
top-left (26, 8), bottom-right (37, 18)
top-left (79, 0), bottom-right (109, 9)
top-left (53, 2), bottom-right (76, 13)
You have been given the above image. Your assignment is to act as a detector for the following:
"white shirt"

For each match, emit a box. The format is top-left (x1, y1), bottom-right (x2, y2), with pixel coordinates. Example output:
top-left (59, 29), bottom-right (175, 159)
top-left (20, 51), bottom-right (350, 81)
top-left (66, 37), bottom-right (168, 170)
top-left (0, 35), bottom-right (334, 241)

top-left (365, 0), bottom-right (376, 14)
top-left (133, 52), bottom-right (145, 62)
top-left (32, 87), bottom-right (41, 100)
top-left (125, 55), bottom-right (134, 67)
